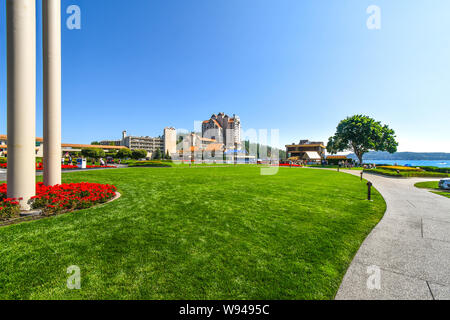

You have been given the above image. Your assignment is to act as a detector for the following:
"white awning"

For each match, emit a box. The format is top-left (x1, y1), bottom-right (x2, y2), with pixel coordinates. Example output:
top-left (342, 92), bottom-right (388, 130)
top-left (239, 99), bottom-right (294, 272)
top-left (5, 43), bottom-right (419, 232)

top-left (302, 151), bottom-right (322, 160)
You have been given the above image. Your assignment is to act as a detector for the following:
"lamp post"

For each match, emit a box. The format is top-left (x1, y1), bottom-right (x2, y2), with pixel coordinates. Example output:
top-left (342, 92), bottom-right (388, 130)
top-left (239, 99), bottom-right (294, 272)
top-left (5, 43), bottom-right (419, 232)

top-left (367, 181), bottom-right (373, 201)
top-left (43, 0), bottom-right (62, 186)
top-left (6, 0), bottom-right (37, 209)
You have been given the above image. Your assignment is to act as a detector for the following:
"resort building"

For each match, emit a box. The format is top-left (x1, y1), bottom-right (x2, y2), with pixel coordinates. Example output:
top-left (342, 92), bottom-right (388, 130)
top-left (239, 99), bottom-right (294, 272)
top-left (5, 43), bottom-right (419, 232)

top-left (286, 140), bottom-right (326, 163)
top-left (0, 135), bottom-right (126, 158)
top-left (202, 113), bottom-right (242, 149)
top-left (99, 128), bottom-right (178, 158)
top-left (176, 133), bottom-right (223, 157)
top-left (326, 155), bottom-right (352, 165)
top-left (163, 127), bottom-right (177, 156)
top-left (121, 131), bottom-right (164, 157)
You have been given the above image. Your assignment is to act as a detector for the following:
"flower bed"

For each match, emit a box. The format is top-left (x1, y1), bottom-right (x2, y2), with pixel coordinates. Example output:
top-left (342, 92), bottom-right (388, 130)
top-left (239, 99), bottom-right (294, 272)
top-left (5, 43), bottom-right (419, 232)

top-left (0, 182), bottom-right (117, 221)
top-left (377, 165), bottom-right (422, 172)
top-left (279, 164), bottom-right (303, 167)
top-left (0, 184), bottom-right (21, 221)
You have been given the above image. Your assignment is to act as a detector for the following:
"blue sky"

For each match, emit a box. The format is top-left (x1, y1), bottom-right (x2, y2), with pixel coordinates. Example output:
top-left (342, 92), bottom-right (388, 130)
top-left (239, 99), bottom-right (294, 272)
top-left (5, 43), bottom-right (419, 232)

top-left (1, 0), bottom-right (449, 152)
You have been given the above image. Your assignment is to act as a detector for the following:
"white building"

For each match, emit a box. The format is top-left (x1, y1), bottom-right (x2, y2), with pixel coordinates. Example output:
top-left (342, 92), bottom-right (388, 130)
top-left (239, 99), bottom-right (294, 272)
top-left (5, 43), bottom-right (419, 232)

top-left (201, 113), bottom-right (241, 149)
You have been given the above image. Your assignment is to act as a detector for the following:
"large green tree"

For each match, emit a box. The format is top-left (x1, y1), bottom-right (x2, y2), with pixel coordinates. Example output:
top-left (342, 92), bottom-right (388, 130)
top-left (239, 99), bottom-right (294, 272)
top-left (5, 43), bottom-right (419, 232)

top-left (153, 148), bottom-right (162, 160)
top-left (131, 149), bottom-right (148, 160)
top-left (117, 148), bottom-right (132, 159)
top-left (327, 115), bottom-right (398, 164)
top-left (81, 148), bottom-right (105, 160)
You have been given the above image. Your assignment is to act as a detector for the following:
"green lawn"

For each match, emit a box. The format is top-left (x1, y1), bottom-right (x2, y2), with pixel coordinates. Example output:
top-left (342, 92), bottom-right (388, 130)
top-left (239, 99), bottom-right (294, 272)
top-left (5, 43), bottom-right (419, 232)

top-left (365, 168), bottom-right (449, 178)
top-left (414, 181), bottom-right (450, 198)
top-left (0, 167), bottom-right (385, 300)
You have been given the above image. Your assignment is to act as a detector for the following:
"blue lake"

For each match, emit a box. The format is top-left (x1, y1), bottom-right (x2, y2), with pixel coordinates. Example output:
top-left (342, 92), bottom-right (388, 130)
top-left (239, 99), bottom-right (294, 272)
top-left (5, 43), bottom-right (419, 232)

top-left (367, 160), bottom-right (450, 168)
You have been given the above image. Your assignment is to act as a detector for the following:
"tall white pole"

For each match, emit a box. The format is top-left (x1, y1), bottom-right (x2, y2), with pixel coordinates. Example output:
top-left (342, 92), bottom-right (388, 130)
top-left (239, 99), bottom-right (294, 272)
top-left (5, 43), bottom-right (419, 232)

top-left (43, 0), bottom-right (62, 186)
top-left (6, 0), bottom-right (37, 209)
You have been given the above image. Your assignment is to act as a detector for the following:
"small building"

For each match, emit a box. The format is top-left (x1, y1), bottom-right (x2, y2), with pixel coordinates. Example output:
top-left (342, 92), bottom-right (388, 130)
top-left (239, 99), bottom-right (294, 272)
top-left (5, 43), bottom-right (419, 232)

top-left (0, 135), bottom-right (126, 158)
top-left (326, 155), bottom-right (352, 165)
top-left (286, 140), bottom-right (326, 163)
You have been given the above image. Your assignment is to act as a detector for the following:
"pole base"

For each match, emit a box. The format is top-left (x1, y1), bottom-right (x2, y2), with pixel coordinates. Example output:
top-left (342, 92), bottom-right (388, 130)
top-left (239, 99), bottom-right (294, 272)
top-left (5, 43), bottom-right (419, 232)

top-left (20, 209), bottom-right (42, 217)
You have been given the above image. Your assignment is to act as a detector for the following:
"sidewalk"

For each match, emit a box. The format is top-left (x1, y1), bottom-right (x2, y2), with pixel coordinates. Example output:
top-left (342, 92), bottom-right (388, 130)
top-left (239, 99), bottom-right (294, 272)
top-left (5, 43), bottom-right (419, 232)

top-left (335, 170), bottom-right (450, 300)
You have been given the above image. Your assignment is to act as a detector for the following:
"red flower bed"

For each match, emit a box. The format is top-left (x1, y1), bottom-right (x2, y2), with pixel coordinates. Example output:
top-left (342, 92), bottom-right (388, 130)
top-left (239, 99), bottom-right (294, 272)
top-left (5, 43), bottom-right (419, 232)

top-left (279, 164), bottom-right (303, 167)
top-left (0, 182), bottom-right (117, 219)
top-left (0, 184), bottom-right (21, 221)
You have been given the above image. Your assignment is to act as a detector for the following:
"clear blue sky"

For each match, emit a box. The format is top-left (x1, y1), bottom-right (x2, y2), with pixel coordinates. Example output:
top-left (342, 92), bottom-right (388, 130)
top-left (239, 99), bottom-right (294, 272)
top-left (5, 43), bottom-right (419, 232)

top-left (1, 0), bottom-right (449, 152)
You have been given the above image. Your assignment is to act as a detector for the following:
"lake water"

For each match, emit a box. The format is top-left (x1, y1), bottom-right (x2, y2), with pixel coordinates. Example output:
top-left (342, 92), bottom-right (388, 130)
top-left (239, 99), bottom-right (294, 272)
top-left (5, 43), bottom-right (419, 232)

top-left (367, 160), bottom-right (450, 168)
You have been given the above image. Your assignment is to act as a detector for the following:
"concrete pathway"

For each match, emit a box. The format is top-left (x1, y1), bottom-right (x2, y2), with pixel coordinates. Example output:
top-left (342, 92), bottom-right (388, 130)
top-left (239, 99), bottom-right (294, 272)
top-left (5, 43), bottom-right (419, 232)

top-left (335, 170), bottom-right (450, 300)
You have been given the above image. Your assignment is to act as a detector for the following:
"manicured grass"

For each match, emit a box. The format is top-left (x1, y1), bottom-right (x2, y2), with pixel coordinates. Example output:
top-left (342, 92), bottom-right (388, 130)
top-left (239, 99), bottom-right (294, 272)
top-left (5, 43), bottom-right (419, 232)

top-left (0, 167), bottom-right (385, 300)
top-left (433, 192), bottom-right (450, 198)
top-left (414, 181), bottom-right (440, 190)
top-left (365, 168), bottom-right (449, 178)
top-left (415, 181), bottom-right (450, 198)
top-left (306, 165), bottom-right (363, 170)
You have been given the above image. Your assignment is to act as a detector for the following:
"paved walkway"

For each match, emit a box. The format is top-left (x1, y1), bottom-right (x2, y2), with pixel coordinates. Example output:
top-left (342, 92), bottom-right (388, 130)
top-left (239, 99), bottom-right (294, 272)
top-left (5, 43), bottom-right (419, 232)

top-left (335, 170), bottom-right (450, 300)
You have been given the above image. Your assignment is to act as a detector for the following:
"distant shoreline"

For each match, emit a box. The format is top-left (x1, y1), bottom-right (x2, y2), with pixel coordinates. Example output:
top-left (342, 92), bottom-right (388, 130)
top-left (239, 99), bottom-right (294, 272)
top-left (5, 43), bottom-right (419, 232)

top-left (348, 151), bottom-right (450, 161)
top-left (359, 160), bottom-right (450, 168)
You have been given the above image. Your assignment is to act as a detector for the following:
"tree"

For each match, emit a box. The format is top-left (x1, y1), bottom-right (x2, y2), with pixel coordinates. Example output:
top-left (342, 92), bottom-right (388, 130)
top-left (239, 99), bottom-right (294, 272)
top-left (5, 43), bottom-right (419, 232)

top-left (81, 148), bottom-right (105, 159)
top-left (91, 141), bottom-right (100, 145)
top-left (131, 149), bottom-right (147, 160)
top-left (117, 148), bottom-right (132, 159)
top-left (81, 148), bottom-right (105, 164)
top-left (153, 148), bottom-right (162, 160)
top-left (165, 150), bottom-right (171, 160)
top-left (327, 115), bottom-right (398, 164)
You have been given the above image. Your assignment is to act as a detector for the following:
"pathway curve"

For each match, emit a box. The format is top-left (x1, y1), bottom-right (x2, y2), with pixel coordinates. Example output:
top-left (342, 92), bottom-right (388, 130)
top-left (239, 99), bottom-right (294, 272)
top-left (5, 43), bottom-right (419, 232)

top-left (335, 170), bottom-right (450, 300)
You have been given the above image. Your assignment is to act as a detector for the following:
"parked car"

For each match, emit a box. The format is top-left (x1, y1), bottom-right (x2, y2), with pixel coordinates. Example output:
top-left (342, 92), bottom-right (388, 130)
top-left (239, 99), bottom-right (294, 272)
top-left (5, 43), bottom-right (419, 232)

top-left (439, 178), bottom-right (450, 190)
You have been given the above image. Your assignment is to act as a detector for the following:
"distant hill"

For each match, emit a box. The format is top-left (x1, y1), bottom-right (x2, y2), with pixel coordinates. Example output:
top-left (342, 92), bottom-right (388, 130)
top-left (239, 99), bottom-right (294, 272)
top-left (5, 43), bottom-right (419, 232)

top-left (347, 151), bottom-right (450, 161)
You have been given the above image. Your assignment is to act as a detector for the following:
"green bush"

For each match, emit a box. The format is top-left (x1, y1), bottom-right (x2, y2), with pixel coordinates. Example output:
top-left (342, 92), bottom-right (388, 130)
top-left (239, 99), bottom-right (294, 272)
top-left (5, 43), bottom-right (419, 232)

top-left (128, 160), bottom-right (173, 168)
top-left (419, 166), bottom-right (450, 173)
top-left (131, 149), bottom-right (148, 160)
top-left (117, 148), bottom-right (132, 159)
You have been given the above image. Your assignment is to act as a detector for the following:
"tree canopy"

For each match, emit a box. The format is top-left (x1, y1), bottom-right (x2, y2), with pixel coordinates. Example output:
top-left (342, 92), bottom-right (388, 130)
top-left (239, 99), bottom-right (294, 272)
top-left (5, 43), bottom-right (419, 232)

top-left (131, 149), bottom-right (148, 160)
top-left (153, 148), bottom-right (163, 160)
top-left (327, 115), bottom-right (398, 164)
top-left (117, 148), bottom-right (132, 159)
top-left (81, 148), bottom-right (105, 159)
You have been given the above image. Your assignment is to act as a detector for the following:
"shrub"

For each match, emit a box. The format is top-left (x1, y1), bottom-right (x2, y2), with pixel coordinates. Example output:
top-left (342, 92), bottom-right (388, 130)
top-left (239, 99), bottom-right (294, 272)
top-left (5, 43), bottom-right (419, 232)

top-left (0, 184), bottom-right (21, 221)
top-left (117, 148), bottom-right (132, 159)
top-left (377, 166), bottom-right (422, 172)
top-left (419, 166), bottom-right (450, 173)
top-left (128, 160), bottom-right (172, 168)
top-left (364, 168), bottom-right (448, 178)
top-left (81, 148), bottom-right (106, 159)
top-left (131, 149), bottom-right (148, 160)
top-left (29, 182), bottom-right (117, 215)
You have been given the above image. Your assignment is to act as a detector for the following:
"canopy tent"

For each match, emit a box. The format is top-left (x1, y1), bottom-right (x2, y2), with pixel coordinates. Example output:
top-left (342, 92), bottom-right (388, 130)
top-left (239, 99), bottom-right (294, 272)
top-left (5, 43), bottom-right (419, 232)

top-left (302, 151), bottom-right (322, 160)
